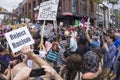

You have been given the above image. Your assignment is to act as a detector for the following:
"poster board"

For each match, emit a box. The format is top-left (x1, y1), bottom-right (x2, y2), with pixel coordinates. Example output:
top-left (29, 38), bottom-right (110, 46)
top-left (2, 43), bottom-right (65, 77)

top-left (38, 0), bottom-right (59, 20)
top-left (5, 27), bottom-right (34, 53)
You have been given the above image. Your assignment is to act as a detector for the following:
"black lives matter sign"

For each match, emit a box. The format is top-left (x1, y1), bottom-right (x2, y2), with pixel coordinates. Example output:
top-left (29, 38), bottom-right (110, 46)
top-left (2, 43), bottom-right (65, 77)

top-left (38, 0), bottom-right (59, 20)
top-left (5, 27), bottom-right (34, 53)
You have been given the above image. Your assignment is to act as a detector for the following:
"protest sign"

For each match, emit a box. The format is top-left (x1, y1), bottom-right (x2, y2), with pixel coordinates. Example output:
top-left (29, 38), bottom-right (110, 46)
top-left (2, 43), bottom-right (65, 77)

top-left (44, 25), bottom-right (51, 37)
top-left (5, 27), bottom-right (34, 53)
top-left (38, 0), bottom-right (59, 20)
top-left (86, 18), bottom-right (90, 32)
top-left (45, 41), bottom-right (52, 52)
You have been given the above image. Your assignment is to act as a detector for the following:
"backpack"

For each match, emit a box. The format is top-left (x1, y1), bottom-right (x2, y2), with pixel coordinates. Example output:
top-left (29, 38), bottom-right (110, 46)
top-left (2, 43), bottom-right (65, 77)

top-left (46, 50), bottom-right (58, 62)
top-left (83, 51), bottom-right (99, 73)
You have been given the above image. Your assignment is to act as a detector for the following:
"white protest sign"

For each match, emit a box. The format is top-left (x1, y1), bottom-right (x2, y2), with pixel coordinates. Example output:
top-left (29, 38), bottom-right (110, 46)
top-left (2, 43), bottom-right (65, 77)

top-left (86, 18), bottom-right (90, 32)
top-left (5, 27), bottom-right (34, 53)
top-left (38, 0), bottom-right (59, 20)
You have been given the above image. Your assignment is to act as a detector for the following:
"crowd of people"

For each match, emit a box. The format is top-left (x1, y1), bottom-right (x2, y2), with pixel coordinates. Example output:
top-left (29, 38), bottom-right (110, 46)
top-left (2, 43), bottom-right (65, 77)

top-left (0, 22), bottom-right (120, 80)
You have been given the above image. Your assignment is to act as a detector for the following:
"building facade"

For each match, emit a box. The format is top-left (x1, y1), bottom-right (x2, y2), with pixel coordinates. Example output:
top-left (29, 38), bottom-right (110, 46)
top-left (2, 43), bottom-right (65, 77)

top-left (13, 0), bottom-right (97, 26)
top-left (96, 1), bottom-right (110, 28)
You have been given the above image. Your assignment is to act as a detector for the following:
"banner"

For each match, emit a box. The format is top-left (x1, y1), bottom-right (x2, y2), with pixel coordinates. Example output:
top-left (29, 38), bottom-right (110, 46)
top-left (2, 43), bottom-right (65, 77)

top-left (5, 27), bottom-right (34, 53)
top-left (38, 0), bottom-right (59, 20)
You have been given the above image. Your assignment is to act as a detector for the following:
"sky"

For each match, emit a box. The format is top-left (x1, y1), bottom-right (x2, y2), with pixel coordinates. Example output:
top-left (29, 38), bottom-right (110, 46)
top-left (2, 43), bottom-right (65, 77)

top-left (0, 0), bottom-right (23, 20)
top-left (0, 0), bottom-right (120, 20)
top-left (0, 0), bottom-right (120, 12)
top-left (0, 0), bottom-right (23, 12)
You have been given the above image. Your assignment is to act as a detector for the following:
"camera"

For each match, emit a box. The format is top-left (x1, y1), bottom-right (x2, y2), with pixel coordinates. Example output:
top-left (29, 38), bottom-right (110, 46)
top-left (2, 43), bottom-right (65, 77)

top-left (30, 68), bottom-right (45, 77)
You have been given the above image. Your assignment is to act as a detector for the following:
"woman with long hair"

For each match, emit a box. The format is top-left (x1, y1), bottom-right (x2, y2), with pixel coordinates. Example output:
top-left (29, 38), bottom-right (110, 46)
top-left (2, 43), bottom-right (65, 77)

top-left (60, 54), bottom-right (82, 80)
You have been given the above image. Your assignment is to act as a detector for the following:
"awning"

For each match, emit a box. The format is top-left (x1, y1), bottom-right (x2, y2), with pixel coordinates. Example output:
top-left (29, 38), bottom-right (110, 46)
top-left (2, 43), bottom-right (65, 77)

top-left (62, 12), bottom-right (73, 16)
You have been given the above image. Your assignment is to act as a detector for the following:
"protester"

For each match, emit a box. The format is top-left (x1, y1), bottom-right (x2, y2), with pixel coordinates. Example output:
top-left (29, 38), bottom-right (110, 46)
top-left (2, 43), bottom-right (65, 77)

top-left (113, 33), bottom-right (120, 80)
top-left (60, 54), bottom-right (82, 80)
top-left (1, 21), bottom-right (120, 80)
top-left (85, 31), bottom-right (100, 49)
top-left (69, 34), bottom-right (78, 53)
top-left (101, 34), bottom-right (116, 80)
top-left (11, 45), bottom-right (63, 80)
top-left (0, 45), bottom-right (11, 80)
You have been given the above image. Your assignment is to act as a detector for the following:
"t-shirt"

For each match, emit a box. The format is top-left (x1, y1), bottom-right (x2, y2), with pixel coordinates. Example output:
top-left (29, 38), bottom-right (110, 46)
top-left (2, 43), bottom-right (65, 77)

top-left (0, 58), bottom-right (9, 73)
top-left (83, 51), bottom-right (99, 73)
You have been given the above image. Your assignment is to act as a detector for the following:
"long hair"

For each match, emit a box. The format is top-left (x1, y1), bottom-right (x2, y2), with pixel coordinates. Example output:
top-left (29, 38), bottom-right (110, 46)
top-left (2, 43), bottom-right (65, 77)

top-left (61, 54), bottom-right (82, 80)
top-left (92, 46), bottom-right (103, 61)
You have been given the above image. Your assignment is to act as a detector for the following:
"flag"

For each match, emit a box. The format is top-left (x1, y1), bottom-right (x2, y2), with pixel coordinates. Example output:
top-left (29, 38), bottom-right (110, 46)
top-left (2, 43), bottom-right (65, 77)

top-left (75, 20), bottom-right (79, 27)
top-left (80, 18), bottom-right (86, 24)
top-left (79, 21), bottom-right (83, 27)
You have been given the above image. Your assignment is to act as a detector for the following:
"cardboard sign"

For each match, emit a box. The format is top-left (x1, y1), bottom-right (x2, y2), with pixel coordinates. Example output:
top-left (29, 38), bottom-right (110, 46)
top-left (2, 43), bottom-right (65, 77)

top-left (38, 0), bottom-right (59, 20)
top-left (5, 27), bottom-right (34, 53)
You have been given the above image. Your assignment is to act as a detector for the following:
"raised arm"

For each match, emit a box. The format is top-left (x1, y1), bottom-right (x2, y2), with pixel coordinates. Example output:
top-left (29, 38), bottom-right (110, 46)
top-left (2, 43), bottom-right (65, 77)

top-left (82, 62), bottom-right (102, 79)
top-left (21, 46), bottom-right (63, 80)
top-left (21, 46), bottom-right (49, 67)
top-left (85, 31), bottom-right (92, 43)
top-left (0, 66), bottom-right (11, 80)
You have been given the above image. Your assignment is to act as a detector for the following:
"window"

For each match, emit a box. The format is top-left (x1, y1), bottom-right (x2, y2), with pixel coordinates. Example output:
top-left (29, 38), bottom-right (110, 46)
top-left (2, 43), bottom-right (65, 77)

top-left (81, 0), bottom-right (86, 16)
top-left (33, 1), bottom-right (36, 8)
top-left (38, 0), bottom-right (42, 5)
top-left (28, 3), bottom-right (31, 11)
top-left (58, 0), bottom-right (62, 12)
top-left (72, 0), bottom-right (78, 14)
top-left (89, 1), bottom-right (93, 15)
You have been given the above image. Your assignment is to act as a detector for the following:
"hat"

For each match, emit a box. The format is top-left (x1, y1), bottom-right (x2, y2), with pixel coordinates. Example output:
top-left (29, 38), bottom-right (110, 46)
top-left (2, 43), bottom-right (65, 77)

top-left (0, 45), bottom-right (5, 52)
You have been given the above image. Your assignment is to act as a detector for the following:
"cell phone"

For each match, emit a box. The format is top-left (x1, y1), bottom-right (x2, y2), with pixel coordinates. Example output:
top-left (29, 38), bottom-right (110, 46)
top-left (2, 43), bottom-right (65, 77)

top-left (30, 68), bottom-right (45, 77)
top-left (33, 50), bottom-right (39, 54)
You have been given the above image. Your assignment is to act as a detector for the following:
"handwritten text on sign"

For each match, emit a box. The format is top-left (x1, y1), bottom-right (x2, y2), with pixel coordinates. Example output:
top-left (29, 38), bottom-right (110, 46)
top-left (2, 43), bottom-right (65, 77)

top-left (5, 27), bottom-right (34, 53)
top-left (38, 0), bottom-right (59, 20)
